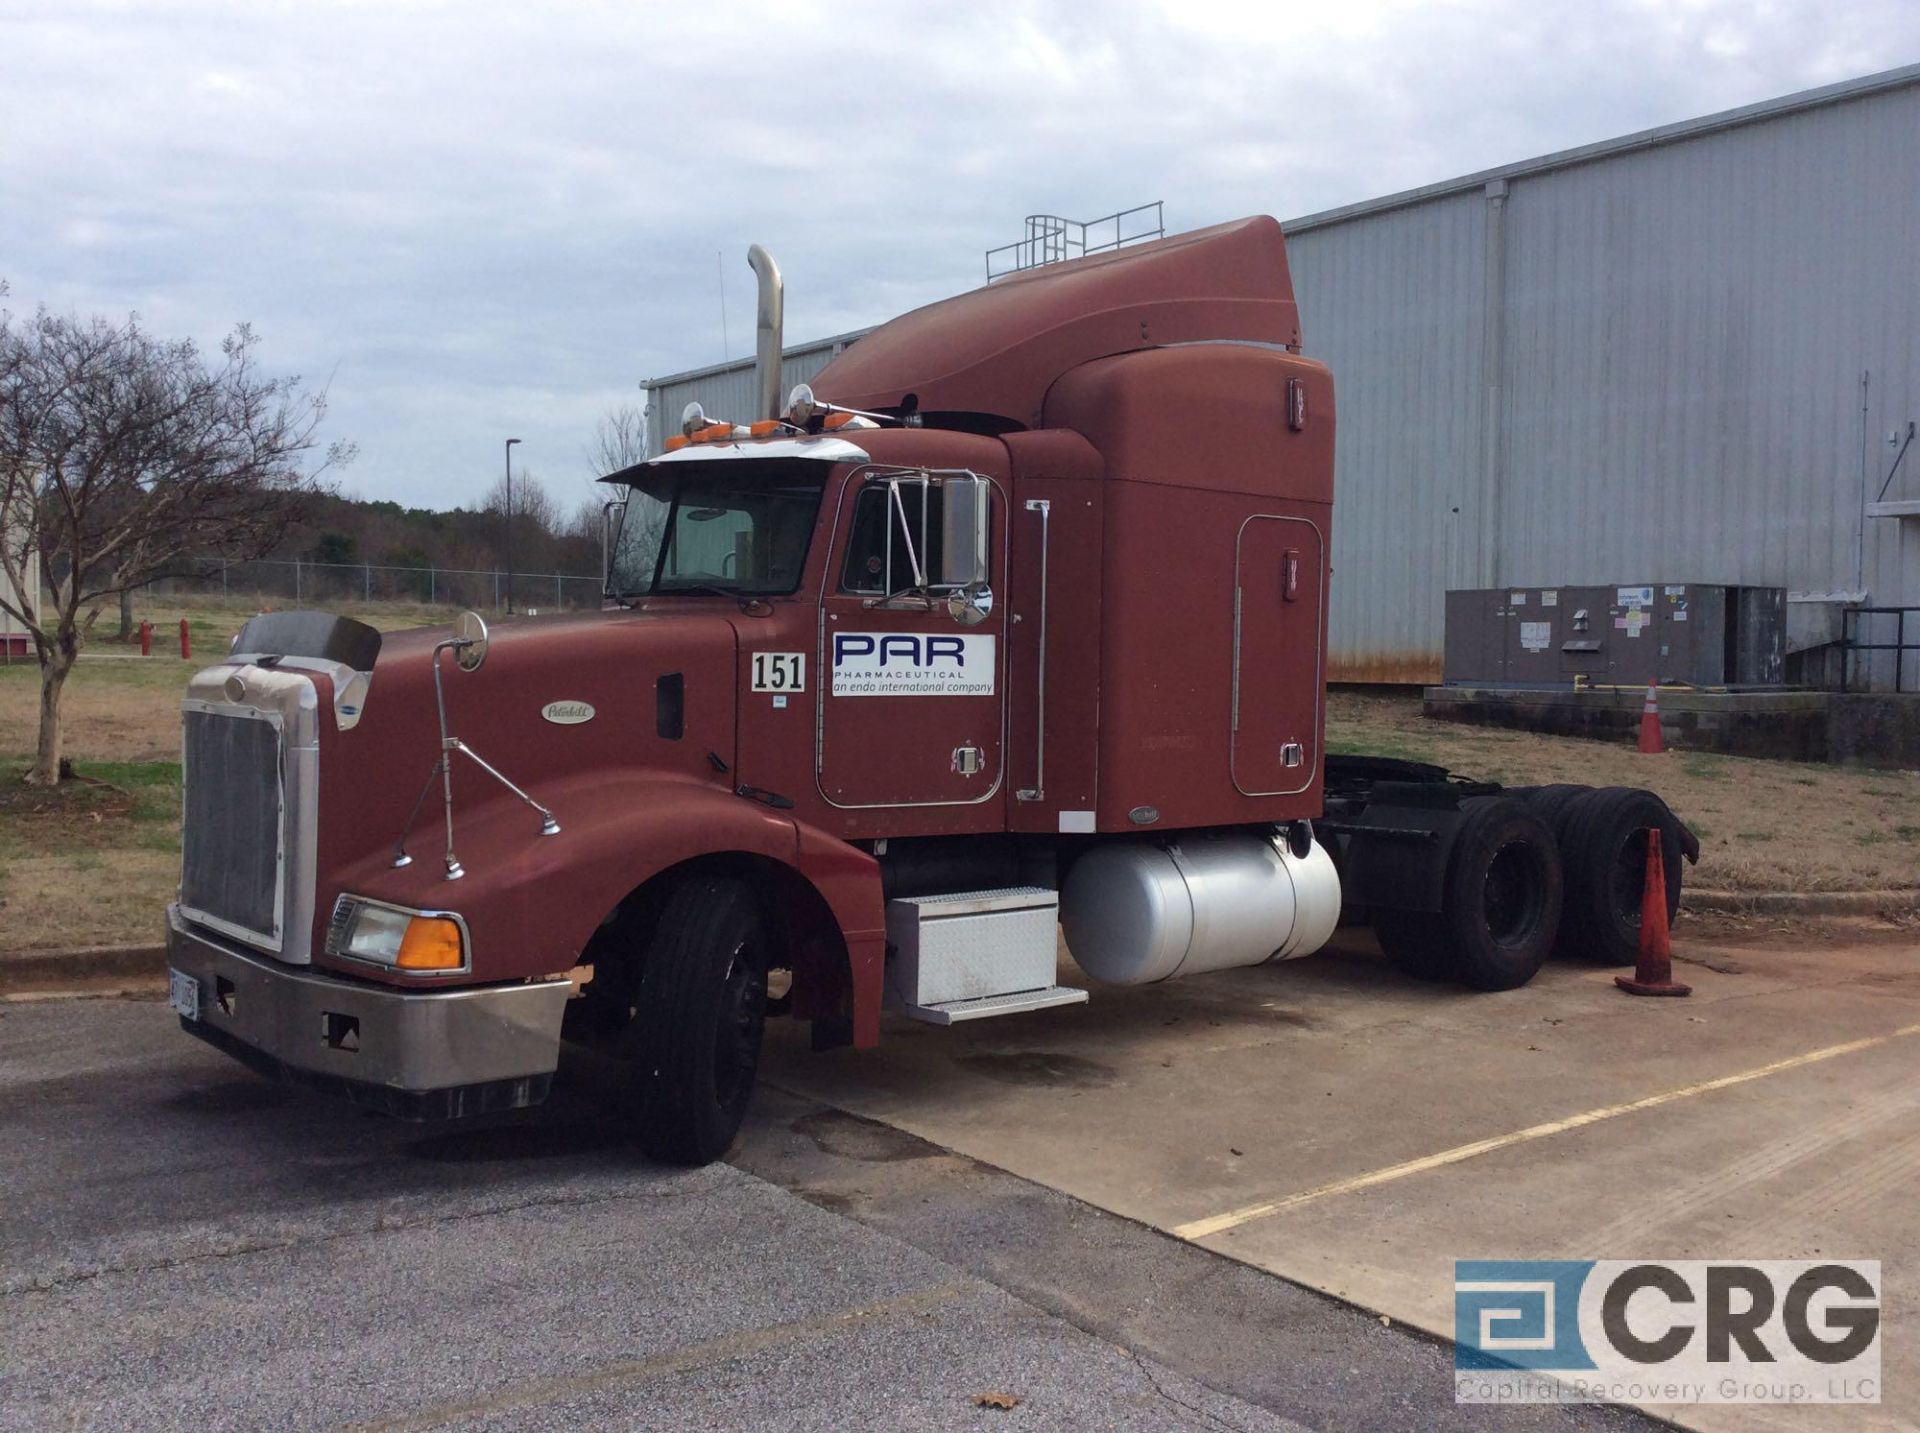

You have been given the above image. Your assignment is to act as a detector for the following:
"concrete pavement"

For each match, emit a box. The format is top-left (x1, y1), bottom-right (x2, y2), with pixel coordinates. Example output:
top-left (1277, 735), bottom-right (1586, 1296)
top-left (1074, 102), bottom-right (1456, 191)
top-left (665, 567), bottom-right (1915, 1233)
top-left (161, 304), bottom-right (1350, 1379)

top-left (0, 995), bottom-right (1653, 1431)
top-left (757, 923), bottom-right (1920, 1432)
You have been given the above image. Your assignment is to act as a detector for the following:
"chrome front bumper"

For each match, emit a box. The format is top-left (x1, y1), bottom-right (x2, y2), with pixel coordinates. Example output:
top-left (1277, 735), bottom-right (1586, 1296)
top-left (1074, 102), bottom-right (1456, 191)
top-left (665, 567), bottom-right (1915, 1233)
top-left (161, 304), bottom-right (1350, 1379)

top-left (166, 906), bottom-right (571, 1120)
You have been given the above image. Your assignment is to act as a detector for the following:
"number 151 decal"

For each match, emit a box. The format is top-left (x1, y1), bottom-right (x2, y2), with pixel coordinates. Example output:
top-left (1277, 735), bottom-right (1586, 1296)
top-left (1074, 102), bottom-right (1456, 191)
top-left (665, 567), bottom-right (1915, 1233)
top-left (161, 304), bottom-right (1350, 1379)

top-left (751, 652), bottom-right (806, 692)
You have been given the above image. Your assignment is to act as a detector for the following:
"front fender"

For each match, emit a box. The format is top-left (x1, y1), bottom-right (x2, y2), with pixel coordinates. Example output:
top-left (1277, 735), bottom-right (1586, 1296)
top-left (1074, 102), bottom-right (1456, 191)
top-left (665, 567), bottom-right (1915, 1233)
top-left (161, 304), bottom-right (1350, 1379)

top-left (326, 771), bottom-right (797, 982)
top-left (321, 772), bottom-right (886, 1045)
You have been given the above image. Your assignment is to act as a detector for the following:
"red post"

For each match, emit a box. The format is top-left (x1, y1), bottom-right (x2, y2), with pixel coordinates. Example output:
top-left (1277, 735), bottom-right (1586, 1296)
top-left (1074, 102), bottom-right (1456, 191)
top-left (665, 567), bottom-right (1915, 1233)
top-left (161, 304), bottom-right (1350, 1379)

top-left (179, 618), bottom-right (191, 660)
top-left (1615, 829), bottom-right (1691, 997)
top-left (139, 621), bottom-right (153, 657)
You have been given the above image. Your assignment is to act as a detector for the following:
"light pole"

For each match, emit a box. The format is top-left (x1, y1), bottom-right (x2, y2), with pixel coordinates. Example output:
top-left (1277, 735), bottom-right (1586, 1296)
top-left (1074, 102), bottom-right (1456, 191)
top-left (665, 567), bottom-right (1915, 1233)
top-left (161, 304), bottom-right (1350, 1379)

top-left (503, 437), bottom-right (521, 614)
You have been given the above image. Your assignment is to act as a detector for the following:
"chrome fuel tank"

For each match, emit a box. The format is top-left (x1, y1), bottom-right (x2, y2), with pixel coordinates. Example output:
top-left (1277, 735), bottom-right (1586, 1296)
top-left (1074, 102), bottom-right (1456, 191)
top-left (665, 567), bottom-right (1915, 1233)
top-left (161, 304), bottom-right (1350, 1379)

top-left (1060, 832), bottom-right (1341, 985)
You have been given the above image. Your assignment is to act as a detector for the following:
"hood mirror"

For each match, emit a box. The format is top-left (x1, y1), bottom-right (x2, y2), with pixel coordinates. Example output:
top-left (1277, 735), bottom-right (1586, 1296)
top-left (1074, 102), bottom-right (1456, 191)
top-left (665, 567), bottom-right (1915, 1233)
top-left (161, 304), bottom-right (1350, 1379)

top-left (452, 610), bottom-right (489, 672)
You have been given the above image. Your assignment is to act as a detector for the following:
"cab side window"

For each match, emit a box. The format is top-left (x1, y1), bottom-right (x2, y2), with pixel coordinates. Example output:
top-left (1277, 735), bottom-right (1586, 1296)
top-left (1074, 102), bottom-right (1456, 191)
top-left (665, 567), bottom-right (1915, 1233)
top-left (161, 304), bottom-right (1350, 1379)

top-left (839, 481), bottom-right (947, 595)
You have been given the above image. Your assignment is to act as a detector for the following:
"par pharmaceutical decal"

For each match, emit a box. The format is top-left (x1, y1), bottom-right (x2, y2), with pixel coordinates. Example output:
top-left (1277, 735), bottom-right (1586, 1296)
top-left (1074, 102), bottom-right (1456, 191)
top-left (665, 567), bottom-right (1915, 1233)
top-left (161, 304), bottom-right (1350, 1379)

top-left (831, 632), bottom-right (996, 697)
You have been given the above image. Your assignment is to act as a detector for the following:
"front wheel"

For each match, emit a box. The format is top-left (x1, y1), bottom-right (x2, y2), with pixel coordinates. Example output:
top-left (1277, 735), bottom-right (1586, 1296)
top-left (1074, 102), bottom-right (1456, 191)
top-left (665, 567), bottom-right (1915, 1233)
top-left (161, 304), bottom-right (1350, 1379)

top-left (625, 876), bottom-right (771, 1165)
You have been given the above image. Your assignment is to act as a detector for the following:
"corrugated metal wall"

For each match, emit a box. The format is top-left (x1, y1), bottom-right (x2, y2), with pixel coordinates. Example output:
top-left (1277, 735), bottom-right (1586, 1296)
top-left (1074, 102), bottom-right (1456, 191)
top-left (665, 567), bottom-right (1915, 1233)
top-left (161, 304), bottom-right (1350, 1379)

top-left (639, 72), bottom-right (1920, 684)
top-left (1291, 76), bottom-right (1920, 682)
top-left (1285, 192), bottom-right (1491, 682)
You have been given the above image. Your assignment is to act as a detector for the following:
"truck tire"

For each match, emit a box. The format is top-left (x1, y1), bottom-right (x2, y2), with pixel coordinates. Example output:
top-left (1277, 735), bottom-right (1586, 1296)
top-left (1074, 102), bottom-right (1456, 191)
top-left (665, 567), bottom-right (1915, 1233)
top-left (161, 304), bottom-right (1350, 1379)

top-left (625, 876), bottom-right (770, 1166)
top-left (1414, 796), bottom-right (1564, 990)
top-left (1369, 797), bottom-right (1562, 990)
top-left (1512, 784), bottom-right (1592, 843)
top-left (1557, 787), bottom-right (1687, 965)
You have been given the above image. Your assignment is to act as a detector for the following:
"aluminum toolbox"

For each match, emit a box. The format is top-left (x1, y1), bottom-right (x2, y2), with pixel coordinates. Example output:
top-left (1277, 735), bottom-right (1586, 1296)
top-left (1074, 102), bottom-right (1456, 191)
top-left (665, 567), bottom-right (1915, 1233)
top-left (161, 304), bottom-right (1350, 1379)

top-left (883, 887), bottom-right (1088, 1024)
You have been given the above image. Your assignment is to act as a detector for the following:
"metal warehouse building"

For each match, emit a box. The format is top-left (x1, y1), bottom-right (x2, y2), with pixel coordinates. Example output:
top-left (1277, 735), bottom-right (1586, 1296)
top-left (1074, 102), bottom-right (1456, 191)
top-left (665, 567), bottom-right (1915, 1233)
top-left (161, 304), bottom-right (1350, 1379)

top-left (645, 65), bottom-right (1920, 685)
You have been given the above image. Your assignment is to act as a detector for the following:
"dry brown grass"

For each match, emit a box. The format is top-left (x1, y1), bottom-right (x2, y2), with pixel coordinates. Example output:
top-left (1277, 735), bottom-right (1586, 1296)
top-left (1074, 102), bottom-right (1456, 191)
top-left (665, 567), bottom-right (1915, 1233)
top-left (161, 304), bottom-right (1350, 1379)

top-left (1329, 690), bottom-right (1920, 894)
top-left (1, 847), bottom-right (177, 951)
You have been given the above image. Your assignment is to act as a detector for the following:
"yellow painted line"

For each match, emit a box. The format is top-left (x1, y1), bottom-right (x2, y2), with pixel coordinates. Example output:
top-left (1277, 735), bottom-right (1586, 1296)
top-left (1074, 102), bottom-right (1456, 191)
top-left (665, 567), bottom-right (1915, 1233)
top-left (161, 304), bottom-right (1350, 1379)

top-left (1173, 1021), bottom-right (1920, 1241)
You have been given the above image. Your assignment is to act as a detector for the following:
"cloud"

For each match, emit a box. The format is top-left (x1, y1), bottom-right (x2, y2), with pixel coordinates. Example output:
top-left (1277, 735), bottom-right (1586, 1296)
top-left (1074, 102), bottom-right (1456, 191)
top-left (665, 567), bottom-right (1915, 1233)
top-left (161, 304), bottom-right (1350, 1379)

top-left (3, 0), bottom-right (1916, 509)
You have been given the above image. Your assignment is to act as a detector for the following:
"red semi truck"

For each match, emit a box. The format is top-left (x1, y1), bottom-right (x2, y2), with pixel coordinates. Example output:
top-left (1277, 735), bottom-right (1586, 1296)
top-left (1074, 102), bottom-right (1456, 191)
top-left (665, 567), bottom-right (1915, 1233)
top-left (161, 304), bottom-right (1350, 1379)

top-left (166, 217), bottom-right (1694, 1163)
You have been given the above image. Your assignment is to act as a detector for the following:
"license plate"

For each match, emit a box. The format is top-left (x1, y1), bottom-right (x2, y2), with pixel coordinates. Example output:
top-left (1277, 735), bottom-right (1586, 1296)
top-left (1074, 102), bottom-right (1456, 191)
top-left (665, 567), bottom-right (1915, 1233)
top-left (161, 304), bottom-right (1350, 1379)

top-left (168, 969), bottom-right (201, 1022)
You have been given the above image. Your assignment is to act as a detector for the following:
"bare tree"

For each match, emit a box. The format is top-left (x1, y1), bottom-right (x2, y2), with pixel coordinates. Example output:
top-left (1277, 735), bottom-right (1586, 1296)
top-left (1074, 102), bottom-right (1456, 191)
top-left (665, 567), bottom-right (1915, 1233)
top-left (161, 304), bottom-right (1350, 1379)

top-left (0, 303), bottom-right (348, 784)
top-left (565, 495), bottom-right (608, 543)
top-left (587, 402), bottom-right (648, 477)
top-left (481, 468), bottom-right (558, 532)
top-left (483, 467), bottom-right (560, 588)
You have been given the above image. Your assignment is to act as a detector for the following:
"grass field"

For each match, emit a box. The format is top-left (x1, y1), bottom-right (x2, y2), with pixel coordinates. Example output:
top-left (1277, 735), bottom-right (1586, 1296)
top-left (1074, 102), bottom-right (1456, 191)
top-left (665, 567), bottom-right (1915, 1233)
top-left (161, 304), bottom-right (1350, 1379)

top-left (2, 597), bottom-right (1916, 953)
top-left (0, 595), bottom-right (459, 953)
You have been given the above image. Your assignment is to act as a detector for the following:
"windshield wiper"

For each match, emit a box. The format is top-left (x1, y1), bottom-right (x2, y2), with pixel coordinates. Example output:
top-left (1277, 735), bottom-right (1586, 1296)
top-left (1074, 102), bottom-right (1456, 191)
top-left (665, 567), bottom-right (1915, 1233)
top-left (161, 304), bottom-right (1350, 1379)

top-left (651, 583), bottom-right (744, 599)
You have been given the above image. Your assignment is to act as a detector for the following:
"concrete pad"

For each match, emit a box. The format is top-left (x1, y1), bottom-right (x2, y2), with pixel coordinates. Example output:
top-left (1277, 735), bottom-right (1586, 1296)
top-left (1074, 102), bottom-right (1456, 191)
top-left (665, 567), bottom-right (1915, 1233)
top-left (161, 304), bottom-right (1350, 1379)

top-left (760, 928), bottom-right (1920, 1428)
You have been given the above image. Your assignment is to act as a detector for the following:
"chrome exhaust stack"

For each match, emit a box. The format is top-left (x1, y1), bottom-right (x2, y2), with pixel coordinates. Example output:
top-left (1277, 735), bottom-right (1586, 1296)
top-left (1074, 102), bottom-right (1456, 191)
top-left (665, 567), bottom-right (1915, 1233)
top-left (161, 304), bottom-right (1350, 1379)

top-left (747, 244), bottom-right (784, 422)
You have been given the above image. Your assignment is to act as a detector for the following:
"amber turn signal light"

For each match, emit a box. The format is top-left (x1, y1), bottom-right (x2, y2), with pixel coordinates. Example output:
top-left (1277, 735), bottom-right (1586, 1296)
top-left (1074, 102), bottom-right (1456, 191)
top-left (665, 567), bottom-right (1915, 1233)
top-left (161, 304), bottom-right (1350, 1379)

top-left (395, 916), bottom-right (465, 971)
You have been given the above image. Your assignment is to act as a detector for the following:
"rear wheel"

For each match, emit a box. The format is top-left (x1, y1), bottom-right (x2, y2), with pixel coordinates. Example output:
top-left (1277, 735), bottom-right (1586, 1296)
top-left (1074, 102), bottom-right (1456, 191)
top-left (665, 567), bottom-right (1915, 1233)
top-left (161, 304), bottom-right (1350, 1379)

top-left (1513, 783), bottom-right (1592, 843)
top-left (1369, 797), bottom-right (1563, 990)
top-left (625, 876), bottom-right (770, 1166)
top-left (1558, 788), bottom-right (1687, 965)
top-left (1438, 797), bottom-right (1567, 989)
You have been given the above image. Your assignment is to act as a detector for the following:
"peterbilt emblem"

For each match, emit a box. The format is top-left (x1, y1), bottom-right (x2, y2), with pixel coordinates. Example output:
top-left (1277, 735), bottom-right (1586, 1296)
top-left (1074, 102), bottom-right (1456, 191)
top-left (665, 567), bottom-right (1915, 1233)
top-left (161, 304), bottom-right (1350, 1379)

top-left (540, 701), bottom-right (596, 725)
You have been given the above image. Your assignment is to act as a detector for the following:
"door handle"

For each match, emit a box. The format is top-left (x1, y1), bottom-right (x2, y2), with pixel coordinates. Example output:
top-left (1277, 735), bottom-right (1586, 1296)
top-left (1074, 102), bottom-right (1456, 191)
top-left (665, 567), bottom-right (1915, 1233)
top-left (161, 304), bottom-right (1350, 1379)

top-left (1015, 499), bottom-right (1050, 803)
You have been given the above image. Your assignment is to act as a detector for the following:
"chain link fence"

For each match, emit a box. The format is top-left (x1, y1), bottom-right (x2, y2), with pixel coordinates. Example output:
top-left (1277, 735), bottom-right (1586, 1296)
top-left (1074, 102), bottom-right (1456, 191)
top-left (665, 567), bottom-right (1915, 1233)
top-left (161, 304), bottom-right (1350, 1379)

top-left (147, 558), bottom-right (606, 613)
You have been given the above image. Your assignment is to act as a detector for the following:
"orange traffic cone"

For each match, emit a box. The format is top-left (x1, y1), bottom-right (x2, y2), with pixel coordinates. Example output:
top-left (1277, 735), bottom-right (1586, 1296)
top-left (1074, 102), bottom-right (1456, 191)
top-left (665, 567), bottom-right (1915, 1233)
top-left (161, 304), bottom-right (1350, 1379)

top-left (1616, 829), bottom-right (1690, 997)
top-left (1637, 682), bottom-right (1664, 754)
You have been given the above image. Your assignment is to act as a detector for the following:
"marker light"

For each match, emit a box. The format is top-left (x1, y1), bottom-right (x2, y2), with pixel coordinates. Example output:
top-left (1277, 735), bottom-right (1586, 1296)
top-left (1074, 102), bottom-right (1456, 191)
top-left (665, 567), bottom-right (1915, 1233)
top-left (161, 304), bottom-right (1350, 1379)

top-left (328, 897), bottom-right (468, 974)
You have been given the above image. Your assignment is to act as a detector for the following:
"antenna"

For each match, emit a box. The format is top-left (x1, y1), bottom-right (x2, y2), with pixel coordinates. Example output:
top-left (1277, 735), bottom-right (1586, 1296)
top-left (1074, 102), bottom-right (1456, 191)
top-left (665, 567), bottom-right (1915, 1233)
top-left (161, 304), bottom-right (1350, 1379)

top-left (716, 249), bottom-right (730, 360)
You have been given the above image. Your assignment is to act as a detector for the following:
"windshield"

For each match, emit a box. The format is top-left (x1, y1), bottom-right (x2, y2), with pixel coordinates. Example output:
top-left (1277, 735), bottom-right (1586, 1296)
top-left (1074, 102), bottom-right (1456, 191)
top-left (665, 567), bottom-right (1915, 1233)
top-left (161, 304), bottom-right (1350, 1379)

top-left (609, 465), bottom-right (826, 597)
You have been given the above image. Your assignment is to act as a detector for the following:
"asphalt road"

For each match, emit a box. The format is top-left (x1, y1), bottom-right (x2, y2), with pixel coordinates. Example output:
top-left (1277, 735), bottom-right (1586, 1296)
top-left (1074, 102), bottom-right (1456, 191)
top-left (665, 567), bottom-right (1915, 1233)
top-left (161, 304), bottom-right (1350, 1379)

top-left (0, 994), bottom-right (1659, 1431)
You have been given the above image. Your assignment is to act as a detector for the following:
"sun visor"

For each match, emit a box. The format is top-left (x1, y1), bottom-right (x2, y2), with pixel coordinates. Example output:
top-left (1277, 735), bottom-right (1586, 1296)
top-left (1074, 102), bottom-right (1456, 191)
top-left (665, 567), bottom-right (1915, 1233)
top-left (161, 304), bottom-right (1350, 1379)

top-left (230, 611), bottom-right (382, 672)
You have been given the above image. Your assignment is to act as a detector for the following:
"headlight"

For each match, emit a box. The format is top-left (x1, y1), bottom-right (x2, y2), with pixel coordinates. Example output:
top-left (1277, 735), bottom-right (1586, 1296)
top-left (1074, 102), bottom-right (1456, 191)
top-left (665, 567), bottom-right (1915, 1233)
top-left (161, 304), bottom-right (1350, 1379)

top-left (326, 897), bottom-right (467, 973)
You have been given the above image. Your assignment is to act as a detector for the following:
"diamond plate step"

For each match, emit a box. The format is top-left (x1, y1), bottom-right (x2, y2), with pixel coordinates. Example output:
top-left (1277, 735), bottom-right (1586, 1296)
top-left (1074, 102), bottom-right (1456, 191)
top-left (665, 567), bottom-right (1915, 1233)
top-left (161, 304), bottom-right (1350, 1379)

top-left (902, 985), bottom-right (1090, 1026)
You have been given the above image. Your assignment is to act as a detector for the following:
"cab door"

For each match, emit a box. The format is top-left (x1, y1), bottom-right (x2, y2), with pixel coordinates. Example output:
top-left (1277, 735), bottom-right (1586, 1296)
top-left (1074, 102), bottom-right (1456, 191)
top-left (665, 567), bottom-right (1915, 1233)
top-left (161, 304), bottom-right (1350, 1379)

top-left (1231, 513), bottom-right (1326, 796)
top-left (816, 472), bottom-right (1006, 810)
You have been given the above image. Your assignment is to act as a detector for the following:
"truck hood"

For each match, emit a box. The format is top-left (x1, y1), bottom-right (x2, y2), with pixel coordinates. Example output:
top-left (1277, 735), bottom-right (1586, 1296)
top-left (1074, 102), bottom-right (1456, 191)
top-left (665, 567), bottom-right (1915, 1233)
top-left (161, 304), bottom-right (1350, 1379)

top-left (313, 606), bottom-right (740, 933)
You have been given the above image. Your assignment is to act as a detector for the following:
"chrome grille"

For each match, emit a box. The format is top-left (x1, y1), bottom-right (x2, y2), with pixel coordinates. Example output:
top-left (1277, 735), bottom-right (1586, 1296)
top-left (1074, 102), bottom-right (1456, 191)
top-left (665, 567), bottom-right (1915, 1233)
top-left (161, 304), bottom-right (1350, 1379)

top-left (181, 708), bottom-right (284, 945)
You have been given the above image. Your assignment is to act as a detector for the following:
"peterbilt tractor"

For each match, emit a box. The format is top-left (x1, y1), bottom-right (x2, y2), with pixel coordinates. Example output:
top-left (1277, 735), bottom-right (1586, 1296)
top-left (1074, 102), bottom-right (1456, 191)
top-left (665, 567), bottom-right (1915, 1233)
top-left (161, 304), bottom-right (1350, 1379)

top-left (166, 217), bottom-right (1696, 1164)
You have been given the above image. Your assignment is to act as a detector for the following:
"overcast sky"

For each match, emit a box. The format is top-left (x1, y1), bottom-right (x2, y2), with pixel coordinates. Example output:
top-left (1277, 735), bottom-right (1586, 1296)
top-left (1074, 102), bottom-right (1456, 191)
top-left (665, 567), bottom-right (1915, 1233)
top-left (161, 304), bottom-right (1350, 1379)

top-left (4, 1), bottom-right (1917, 517)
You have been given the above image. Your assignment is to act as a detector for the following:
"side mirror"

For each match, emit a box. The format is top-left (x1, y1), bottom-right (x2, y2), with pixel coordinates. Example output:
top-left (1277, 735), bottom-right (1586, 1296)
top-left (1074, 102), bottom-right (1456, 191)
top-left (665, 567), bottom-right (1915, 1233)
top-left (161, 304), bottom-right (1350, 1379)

top-left (601, 499), bottom-right (628, 596)
top-left (938, 474), bottom-right (990, 589)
